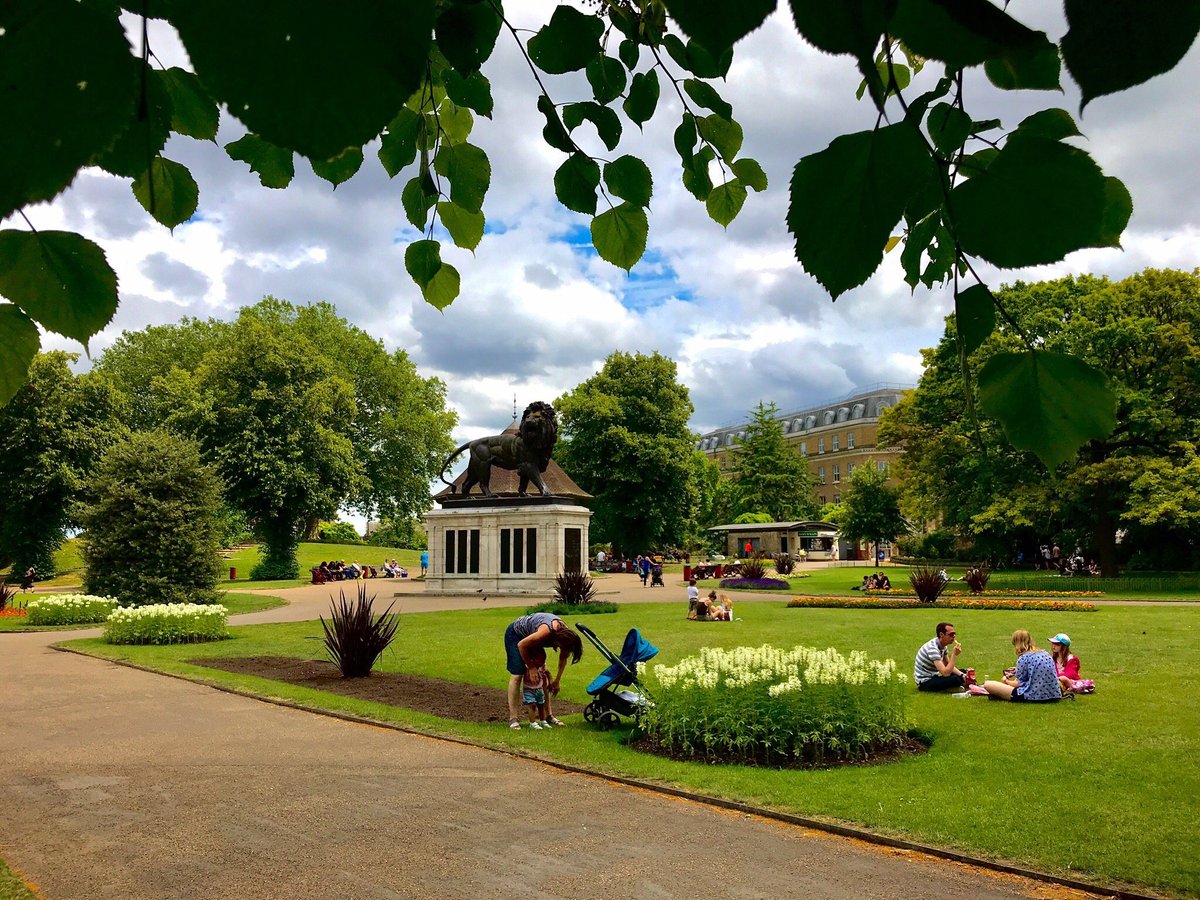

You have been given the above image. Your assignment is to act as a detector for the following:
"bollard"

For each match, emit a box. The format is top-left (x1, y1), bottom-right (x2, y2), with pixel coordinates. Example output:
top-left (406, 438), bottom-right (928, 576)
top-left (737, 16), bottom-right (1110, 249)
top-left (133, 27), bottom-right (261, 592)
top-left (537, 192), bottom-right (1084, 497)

top-left (229, 567), bottom-right (236, 581)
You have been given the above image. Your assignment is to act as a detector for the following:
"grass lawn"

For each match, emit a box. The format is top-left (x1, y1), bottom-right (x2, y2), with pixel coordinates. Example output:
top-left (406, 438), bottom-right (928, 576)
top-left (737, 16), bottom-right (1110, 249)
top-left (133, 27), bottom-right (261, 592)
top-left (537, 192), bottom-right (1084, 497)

top-left (222, 542), bottom-right (425, 589)
top-left (698, 565), bottom-right (1200, 600)
top-left (0, 857), bottom-right (36, 899)
top-left (0, 592), bottom-right (285, 633)
top-left (64, 601), bottom-right (1200, 895)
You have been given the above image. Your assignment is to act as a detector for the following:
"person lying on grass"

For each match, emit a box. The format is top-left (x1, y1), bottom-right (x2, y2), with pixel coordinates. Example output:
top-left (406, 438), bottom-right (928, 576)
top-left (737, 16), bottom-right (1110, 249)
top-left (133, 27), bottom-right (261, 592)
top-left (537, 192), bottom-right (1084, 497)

top-left (504, 613), bottom-right (582, 730)
top-left (982, 630), bottom-right (1061, 703)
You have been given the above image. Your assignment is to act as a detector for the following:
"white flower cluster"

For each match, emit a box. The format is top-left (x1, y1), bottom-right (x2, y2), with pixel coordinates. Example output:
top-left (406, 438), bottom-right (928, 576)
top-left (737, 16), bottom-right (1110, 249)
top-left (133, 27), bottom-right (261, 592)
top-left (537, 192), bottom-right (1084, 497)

top-left (654, 644), bottom-right (906, 695)
top-left (104, 603), bottom-right (229, 645)
top-left (106, 603), bottom-right (228, 623)
top-left (25, 594), bottom-right (118, 626)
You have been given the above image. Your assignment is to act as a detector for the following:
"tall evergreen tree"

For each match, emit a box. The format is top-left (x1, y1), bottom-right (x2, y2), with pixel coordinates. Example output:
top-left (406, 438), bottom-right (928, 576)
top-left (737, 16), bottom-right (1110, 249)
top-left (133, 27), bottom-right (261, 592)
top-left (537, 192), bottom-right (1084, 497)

top-left (728, 401), bottom-right (817, 522)
top-left (838, 460), bottom-right (907, 564)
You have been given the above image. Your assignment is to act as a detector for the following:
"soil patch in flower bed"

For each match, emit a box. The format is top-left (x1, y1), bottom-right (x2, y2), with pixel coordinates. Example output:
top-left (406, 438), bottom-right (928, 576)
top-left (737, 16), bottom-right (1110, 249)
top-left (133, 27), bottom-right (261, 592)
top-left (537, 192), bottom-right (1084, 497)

top-left (190, 655), bottom-right (585, 723)
top-left (627, 732), bottom-right (929, 769)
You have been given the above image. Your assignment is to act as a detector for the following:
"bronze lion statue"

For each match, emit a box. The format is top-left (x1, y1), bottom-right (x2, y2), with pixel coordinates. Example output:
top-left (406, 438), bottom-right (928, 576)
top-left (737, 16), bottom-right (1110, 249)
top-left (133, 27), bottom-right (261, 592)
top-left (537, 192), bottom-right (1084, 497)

top-left (439, 401), bottom-right (558, 497)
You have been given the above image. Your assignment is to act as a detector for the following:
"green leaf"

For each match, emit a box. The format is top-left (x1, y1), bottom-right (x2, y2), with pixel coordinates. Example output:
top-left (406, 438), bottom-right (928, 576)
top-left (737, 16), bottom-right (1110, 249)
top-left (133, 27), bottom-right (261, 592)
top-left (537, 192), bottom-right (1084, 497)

top-left (437, 100), bottom-right (475, 145)
top-left (172, 0), bottom-right (435, 160)
top-left (787, 122), bottom-right (936, 298)
top-left (225, 134), bottom-right (295, 189)
top-left (527, 5), bottom-right (604, 74)
top-left (623, 70), bottom-right (661, 129)
top-left (900, 213), bottom-right (939, 289)
top-left (402, 176), bottom-right (435, 229)
top-left (927, 103), bottom-right (972, 156)
top-left (93, 70), bottom-right (174, 178)
top-left (586, 56), bottom-right (628, 105)
top-left (132, 157), bottom-right (200, 229)
top-left (537, 95), bottom-right (574, 154)
top-left (433, 142), bottom-right (491, 214)
top-left (706, 181), bottom-right (748, 227)
top-left (682, 147), bottom-right (715, 201)
top-left (675, 114), bottom-right (699, 161)
top-left (436, 0), bottom-right (503, 75)
top-left (443, 69), bottom-right (494, 118)
top-left (877, 59), bottom-right (912, 95)
top-left (404, 239), bottom-right (459, 310)
top-left (681, 38), bottom-right (733, 79)
top-left (378, 109), bottom-right (422, 177)
top-left (310, 148), bottom-right (364, 187)
top-left (953, 284), bottom-right (995, 354)
top-left (957, 148), bottom-right (998, 179)
top-left (1098, 177), bottom-right (1134, 248)
top-left (0, 0), bottom-right (137, 218)
top-left (662, 0), bottom-right (776, 57)
top-left (603, 156), bottom-right (653, 207)
top-left (978, 350), bottom-right (1117, 469)
top-left (437, 201), bottom-right (485, 252)
top-left (731, 158), bottom-right (768, 192)
top-left (788, 0), bottom-right (894, 98)
top-left (683, 79), bottom-right (733, 120)
top-left (0, 303), bottom-right (40, 407)
top-left (984, 37), bottom-right (1061, 91)
top-left (1062, 0), bottom-right (1200, 107)
top-left (619, 39), bottom-right (640, 71)
top-left (0, 230), bottom-right (118, 343)
top-left (160, 67), bottom-right (220, 141)
top-left (663, 34), bottom-right (691, 69)
top-left (952, 135), bottom-right (1115, 267)
top-left (1015, 109), bottom-right (1082, 142)
top-left (889, 0), bottom-right (1054, 69)
top-left (697, 114), bottom-right (743, 160)
top-left (591, 203), bottom-right (649, 270)
top-left (563, 102), bottom-right (623, 152)
top-left (554, 153), bottom-right (601, 215)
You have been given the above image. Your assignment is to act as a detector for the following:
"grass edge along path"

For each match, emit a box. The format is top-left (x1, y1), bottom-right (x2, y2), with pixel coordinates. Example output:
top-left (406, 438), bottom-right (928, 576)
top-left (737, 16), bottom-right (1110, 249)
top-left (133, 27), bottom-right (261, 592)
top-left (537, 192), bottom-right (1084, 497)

top-left (57, 603), bottom-right (1200, 897)
top-left (51, 641), bottom-right (1157, 900)
top-left (0, 854), bottom-right (40, 899)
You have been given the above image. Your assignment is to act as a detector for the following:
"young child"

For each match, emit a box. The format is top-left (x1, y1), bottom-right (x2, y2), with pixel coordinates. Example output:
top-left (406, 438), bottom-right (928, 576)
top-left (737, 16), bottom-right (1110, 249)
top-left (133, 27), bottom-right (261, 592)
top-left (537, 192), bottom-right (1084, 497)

top-left (522, 650), bottom-right (564, 729)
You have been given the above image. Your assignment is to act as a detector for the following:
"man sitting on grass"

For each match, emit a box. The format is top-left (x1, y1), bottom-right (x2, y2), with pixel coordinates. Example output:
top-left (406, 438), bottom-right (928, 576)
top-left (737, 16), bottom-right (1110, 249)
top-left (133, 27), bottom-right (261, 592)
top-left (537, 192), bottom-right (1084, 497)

top-left (914, 622), bottom-right (970, 692)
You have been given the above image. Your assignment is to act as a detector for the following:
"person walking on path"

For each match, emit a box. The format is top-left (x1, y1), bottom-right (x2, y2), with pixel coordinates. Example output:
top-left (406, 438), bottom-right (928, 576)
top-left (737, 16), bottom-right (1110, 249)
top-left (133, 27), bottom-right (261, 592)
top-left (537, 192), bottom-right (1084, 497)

top-left (420, 550), bottom-right (428, 577)
top-left (503, 612), bottom-right (583, 729)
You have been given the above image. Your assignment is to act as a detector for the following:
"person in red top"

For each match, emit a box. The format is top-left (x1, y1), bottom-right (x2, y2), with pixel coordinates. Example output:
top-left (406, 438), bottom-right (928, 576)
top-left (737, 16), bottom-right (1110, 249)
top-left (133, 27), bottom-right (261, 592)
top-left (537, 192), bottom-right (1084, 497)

top-left (1049, 633), bottom-right (1081, 692)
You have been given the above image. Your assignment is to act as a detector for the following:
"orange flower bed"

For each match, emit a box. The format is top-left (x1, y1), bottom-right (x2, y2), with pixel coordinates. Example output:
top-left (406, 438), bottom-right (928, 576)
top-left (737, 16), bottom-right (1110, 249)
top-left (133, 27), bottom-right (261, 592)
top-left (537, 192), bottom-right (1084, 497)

top-left (864, 588), bottom-right (1104, 598)
top-left (787, 595), bottom-right (1097, 612)
top-left (0, 608), bottom-right (29, 618)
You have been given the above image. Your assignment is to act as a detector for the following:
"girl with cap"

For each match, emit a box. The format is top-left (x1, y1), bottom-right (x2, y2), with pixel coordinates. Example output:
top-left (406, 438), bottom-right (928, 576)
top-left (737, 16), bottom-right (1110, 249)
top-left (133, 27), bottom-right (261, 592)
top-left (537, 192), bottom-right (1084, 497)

top-left (1049, 633), bottom-right (1083, 693)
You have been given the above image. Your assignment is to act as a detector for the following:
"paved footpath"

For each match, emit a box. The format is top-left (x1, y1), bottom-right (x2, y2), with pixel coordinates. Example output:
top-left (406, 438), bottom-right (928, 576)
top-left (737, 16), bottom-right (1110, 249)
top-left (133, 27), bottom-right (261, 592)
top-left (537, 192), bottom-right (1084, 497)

top-left (0, 579), bottom-right (1105, 899)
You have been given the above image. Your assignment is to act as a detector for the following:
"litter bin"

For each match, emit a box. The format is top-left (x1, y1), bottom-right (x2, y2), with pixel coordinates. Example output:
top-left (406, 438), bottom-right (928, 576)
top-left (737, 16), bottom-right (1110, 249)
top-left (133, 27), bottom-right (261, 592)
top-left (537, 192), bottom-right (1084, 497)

top-left (715, 565), bottom-right (723, 578)
top-left (229, 567), bottom-right (237, 581)
top-left (683, 565), bottom-right (692, 581)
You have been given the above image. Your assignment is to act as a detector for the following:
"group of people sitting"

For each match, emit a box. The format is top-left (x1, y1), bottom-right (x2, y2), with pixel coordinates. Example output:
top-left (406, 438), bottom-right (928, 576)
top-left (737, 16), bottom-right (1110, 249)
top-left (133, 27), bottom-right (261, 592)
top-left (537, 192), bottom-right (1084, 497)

top-left (312, 559), bottom-right (407, 584)
top-left (852, 571), bottom-right (892, 591)
top-left (915, 622), bottom-right (1094, 702)
top-left (685, 583), bottom-right (734, 621)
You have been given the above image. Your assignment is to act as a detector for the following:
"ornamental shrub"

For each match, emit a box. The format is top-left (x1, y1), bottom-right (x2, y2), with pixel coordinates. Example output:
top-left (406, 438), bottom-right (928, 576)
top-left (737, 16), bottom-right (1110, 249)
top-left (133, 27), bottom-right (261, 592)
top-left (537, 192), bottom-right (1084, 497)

top-left (320, 584), bottom-right (400, 677)
top-left (553, 570), bottom-right (598, 605)
top-left (317, 520), bottom-right (361, 543)
top-left (739, 558), bottom-right (768, 580)
top-left (26, 594), bottom-right (119, 626)
top-left (773, 553), bottom-right (795, 576)
top-left (80, 432), bottom-right (224, 606)
top-left (103, 603), bottom-right (229, 644)
top-left (642, 644), bottom-right (909, 766)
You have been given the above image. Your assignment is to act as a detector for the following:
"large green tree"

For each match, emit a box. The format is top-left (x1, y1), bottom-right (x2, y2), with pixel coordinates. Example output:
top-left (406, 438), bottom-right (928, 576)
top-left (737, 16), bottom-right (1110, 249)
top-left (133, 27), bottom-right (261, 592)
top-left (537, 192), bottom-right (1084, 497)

top-left (164, 321), bottom-right (362, 579)
top-left (81, 431), bottom-right (224, 605)
top-left (837, 459), bottom-right (907, 564)
top-left (4, 1), bottom-right (1197, 471)
top-left (881, 269), bottom-right (1200, 573)
top-left (96, 298), bottom-right (457, 531)
top-left (555, 351), bottom-right (698, 553)
top-left (0, 353), bottom-right (126, 578)
top-left (728, 401), bottom-right (817, 521)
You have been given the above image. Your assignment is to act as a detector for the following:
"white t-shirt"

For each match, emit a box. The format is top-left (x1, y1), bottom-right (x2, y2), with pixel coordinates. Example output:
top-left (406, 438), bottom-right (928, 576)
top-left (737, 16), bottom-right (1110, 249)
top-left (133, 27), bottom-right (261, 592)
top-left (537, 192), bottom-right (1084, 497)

top-left (687, 585), bottom-right (699, 602)
top-left (914, 637), bottom-right (948, 683)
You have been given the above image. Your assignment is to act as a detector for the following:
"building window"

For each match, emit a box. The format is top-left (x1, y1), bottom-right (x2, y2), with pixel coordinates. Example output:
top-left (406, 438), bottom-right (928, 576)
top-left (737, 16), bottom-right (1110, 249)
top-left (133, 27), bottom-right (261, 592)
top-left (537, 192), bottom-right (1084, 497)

top-left (847, 431), bottom-right (855, 449)
top-left (799, 441), bottom-right (807, 456)
top-left (444, 528), bottom-right (480, 574)
top-left (819, 495), bottom-right (826, 505)
top-left (832, 434), bottom-right (840, 451)
top-left (818, 466), bottom-right (826, 484)
top-left (832, 464), bottom-right (840, 483)
top-left (500, 527), bottom-right (537, 574)
top-left (834, 493), bottom-right (841, 503)
top-left (818, 437), bottom-right (825, 454)
top-left (878, 461), bottom-right (888, 473)
top-left (848, 462), bottom-right (855, 477)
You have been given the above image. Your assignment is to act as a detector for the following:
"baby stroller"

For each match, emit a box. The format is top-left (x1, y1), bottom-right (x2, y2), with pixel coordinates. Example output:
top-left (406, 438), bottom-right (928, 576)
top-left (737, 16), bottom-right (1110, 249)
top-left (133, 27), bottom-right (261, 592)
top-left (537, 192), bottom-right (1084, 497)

top-left (650, 564), bottom-right (664, 587)
top-left (575, 622), bottom-right (659, 730)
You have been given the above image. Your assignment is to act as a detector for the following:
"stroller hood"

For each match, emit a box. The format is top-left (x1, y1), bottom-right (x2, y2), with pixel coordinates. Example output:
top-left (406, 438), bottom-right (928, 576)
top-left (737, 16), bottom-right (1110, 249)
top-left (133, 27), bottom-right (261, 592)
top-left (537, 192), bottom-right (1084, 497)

top-left (586, 627), bottom-right (659, 695)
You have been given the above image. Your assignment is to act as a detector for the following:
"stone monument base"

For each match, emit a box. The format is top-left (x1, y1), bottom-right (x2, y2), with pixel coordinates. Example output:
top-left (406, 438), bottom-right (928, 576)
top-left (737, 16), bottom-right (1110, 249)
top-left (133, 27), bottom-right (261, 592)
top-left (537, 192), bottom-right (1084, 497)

top-left (423, 501), bottom-right (592, 596)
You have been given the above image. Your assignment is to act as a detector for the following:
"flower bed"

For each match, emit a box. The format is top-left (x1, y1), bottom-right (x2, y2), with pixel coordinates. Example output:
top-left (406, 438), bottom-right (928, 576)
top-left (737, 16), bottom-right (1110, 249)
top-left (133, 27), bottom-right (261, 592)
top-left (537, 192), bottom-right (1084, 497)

top-left (104, 603), bottom-right (229, 645)
top-left (865, 588), bottom-right (1104, 598)
top-left (640, 644), bottom-right (909, 766)
top-left (718, 577), bottom-right (790, 591)
top-left (25, 594), bottom-right (119, 626)
top-left (787, 595), bottom-right (1098, 612)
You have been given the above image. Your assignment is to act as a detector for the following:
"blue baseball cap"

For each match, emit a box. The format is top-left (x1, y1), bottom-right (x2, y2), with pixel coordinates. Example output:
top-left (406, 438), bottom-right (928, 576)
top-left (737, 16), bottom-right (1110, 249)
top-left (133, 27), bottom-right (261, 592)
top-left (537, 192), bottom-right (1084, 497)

top-left (1048, 633), bottom-right (1071, 647)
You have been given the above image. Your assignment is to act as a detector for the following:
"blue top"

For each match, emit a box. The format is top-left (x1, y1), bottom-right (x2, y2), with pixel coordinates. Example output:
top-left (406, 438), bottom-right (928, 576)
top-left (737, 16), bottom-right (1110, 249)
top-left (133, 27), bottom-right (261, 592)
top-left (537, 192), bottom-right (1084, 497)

top-left (420, 551), bottom-right (429, 565)
top-left (1015, 650), bottom-right (1061, 701)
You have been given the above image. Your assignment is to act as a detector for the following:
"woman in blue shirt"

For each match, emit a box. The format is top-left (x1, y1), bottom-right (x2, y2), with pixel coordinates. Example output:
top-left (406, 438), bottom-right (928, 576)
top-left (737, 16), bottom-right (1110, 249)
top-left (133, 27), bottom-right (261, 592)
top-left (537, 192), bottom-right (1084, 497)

top-left (982, 630), bottom-right (1061, 702)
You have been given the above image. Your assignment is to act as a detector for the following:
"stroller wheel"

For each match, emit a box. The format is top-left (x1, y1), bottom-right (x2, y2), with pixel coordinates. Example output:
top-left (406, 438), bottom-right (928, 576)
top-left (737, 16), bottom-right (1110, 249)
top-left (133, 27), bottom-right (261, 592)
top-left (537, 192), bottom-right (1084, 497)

top-left (583, 702), bottom-right (598, 723)
top-left (597, 711), bottom-right (620, 731)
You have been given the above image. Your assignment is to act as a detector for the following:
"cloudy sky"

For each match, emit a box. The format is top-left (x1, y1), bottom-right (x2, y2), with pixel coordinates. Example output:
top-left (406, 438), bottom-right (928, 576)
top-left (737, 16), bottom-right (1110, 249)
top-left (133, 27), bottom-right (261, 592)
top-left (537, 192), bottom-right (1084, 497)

top-left (29, 4), bottom-right (1200, 439)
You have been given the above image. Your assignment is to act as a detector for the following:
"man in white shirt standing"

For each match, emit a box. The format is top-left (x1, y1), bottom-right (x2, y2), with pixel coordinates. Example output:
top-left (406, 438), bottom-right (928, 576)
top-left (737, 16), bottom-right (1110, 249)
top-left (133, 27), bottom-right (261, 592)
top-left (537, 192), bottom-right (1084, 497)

top-left (914, 623), bottom-right (969, 692)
